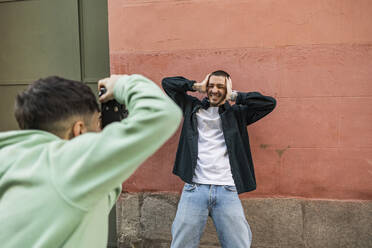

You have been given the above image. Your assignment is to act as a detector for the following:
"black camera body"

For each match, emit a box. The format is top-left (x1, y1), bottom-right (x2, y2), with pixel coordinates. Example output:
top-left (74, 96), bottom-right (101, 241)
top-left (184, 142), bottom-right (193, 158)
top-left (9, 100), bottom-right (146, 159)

top-left (99, 88), bottom-right (128, 128)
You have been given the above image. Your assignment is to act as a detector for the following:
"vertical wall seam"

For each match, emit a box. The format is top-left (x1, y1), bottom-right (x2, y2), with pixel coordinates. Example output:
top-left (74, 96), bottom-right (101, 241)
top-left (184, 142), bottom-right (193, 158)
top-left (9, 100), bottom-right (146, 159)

top-left (77, 0), bottom-right (85, 83)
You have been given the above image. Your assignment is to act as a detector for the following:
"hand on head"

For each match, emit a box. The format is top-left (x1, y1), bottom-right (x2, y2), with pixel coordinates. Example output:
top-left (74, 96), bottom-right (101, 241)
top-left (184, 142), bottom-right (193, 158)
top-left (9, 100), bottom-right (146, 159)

top-left (225, 77), bottom-right (233, 101)
top-left (193, 73), bottom-right (210, 93)
top-left (196, 72), bottom-right (233, 103)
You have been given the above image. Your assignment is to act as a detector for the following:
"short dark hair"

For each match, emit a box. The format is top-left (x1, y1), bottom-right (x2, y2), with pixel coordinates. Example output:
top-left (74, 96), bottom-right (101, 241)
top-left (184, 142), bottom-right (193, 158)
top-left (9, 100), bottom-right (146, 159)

top-left (207, 70), bottom-right (230, 86)
top-left (210, 70), bottom-right (230, 78)
top-left (15, 76), bottom-right (99, 131)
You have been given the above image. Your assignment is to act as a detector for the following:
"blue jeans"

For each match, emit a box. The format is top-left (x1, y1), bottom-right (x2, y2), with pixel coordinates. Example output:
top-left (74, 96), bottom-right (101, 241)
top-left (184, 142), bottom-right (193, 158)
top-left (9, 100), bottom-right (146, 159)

top-left (171, 184), bottom-right (252, 248)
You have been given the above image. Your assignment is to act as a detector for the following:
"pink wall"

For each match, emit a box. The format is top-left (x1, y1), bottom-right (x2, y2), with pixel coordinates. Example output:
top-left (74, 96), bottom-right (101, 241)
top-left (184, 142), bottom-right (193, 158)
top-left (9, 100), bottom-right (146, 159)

top-left (108, 0), bottom-right (372, 200)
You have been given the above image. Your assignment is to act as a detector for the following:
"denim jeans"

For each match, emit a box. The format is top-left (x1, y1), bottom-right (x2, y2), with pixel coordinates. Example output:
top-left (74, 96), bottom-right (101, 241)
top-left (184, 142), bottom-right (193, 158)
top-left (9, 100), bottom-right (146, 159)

top-left (171, 184), bottom-right (252, 248)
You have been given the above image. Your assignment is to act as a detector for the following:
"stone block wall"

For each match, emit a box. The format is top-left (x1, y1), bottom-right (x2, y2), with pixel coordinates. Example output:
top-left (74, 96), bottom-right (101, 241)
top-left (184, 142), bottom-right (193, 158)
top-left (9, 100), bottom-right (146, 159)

top-left (116, 193), bottom-right (372, 248)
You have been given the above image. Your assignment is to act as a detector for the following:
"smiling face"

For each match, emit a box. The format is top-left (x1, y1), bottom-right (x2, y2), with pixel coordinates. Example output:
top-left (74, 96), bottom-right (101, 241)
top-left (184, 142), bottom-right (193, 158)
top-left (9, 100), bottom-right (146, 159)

top-left (207, 75), bottom-right (227, 106)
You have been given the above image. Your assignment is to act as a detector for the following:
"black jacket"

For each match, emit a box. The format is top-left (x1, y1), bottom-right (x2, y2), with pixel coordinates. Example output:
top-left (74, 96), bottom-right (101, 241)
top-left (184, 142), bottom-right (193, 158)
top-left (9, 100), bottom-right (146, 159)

top-left (162, 76), bottom-right (276, 194)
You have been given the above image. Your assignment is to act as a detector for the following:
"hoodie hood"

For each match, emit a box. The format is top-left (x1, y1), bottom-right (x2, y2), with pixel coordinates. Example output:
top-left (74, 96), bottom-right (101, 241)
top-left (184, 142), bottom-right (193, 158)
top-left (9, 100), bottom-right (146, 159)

top-left (0, 130), bottom-right (58, 179)
top-left (0, 130), bottom-right (57, 149)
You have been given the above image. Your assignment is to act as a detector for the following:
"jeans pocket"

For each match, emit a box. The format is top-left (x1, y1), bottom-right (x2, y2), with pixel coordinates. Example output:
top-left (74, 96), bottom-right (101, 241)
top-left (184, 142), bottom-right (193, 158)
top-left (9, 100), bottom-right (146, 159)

top-left (224, 185), bottom-right (237, 192)
top-left (183, 183), bottom-right (197, 192)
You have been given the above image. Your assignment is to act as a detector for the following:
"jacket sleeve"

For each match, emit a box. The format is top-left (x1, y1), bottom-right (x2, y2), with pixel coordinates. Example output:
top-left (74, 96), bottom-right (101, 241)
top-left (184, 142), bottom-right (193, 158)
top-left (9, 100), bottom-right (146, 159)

top-left (235, 92), bottom-right (276, 125)
top-left (161, 76), bottom-right (197, 113)
top-left (49, 74), bottom-right (182, 210)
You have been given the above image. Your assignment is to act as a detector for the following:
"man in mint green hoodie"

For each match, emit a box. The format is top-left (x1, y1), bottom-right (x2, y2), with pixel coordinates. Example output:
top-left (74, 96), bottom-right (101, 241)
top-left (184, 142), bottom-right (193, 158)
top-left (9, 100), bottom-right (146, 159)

top-left (0, 74), bottom-right (182, 247)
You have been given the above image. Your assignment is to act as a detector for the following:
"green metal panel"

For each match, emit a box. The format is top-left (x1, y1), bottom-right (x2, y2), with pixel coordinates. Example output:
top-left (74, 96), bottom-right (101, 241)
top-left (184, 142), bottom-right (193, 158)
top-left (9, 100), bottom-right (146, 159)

top-left (0, 0), bottom-right (81, 84)
top-left (0, 85), bottom-right (28, 131)
top-left (0, 2), bottom-right (116, 247)
top-left (79, 0), bottom-right (110, 83)
top-left (87, 82), bottom-right (118, 248)
top-left (82, 6), bottom-right (115, 244)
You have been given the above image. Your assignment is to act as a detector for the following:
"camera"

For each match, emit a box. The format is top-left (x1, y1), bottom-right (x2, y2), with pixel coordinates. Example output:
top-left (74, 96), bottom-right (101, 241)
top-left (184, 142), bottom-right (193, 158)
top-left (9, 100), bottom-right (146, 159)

top-left (99, 87), bottom-right (128, 128)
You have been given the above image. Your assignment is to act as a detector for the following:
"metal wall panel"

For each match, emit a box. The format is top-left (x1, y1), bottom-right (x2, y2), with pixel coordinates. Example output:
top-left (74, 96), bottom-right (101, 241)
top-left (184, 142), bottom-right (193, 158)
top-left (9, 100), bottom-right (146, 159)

top-left (0, 1), bottom-right (116, 246)
top-left (0, 85), bottom-right (28, 131)
top-left (0, 0), bottom-right (111, 132)
top-left (79, 0), bottom-right (110, 83)
top-left (0, 0), bottom-right (81, 84)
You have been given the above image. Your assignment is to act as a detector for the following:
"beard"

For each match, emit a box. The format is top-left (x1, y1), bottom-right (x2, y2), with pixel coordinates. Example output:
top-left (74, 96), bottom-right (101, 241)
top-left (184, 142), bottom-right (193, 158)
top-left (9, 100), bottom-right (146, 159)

top-left (208, 92), bottom-right (227, 106)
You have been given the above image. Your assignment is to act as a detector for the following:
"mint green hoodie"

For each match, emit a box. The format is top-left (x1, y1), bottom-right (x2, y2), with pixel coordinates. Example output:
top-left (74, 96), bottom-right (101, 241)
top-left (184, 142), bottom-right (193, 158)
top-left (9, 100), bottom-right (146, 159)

top-left (0, 75), bottom-right (182, 247)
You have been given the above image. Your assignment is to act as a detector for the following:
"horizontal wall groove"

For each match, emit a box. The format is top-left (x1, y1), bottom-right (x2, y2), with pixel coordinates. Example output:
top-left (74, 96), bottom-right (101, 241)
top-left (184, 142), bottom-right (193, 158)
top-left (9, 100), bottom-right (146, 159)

top-left (110, 43), bottom-right (372, 55)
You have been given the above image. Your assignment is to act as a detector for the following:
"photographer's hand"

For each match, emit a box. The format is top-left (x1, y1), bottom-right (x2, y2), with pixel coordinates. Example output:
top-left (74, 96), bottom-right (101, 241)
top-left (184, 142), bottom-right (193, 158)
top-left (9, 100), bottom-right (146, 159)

top-left (98, 75), bottom-right (123, 102)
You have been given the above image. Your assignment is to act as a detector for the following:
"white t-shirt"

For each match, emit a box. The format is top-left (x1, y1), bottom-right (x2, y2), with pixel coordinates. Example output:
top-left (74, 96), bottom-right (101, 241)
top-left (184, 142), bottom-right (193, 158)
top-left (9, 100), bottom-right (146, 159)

top-left (192, 107), bottom-right (235, 186)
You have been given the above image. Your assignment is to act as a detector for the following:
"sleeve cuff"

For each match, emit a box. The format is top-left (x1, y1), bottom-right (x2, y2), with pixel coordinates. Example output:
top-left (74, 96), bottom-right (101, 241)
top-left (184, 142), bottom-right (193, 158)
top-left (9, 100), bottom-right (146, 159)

top-left (113, 75), bottom-right (130, 104)
top-left (235, 92), bottom-right (243, 104)
top-left (187, 80), bottom-right (196, 92)
top-left (230, 90), bottom-right (238, 101)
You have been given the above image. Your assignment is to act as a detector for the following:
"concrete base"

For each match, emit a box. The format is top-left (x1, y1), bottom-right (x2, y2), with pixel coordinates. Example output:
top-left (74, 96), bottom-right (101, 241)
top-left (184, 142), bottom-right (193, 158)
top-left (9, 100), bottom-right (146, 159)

top-left (116, 193), bottom-right (372, 248)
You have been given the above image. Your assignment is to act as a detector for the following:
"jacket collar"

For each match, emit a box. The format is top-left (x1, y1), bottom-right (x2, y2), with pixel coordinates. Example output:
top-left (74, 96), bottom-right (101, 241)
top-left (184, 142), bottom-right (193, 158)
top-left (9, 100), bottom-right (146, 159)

top-left (201, 97), bottom-right (210, 109)
top-left (201, 97), bottom-right (231, 114)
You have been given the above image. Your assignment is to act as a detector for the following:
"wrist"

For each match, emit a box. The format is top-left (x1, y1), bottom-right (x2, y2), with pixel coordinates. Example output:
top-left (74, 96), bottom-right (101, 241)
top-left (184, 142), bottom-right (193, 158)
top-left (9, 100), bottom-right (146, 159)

top-left (230, 90), bottom-right (238, 101)
top-left (192, 83), bottom-right (202, 92)
top-left (113, 75), bottom-right (130, 104)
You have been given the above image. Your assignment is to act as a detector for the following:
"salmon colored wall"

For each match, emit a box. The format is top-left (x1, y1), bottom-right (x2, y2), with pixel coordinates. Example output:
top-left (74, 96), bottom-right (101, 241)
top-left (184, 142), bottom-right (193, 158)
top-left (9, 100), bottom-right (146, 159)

top-left (108, 0), bottom-right (372, 200)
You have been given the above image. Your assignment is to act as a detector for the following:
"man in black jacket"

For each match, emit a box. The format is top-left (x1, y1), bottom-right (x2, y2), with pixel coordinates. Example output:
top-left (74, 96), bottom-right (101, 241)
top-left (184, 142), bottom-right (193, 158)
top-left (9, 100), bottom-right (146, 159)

top-left (162, 70), bottom-right (276, 248)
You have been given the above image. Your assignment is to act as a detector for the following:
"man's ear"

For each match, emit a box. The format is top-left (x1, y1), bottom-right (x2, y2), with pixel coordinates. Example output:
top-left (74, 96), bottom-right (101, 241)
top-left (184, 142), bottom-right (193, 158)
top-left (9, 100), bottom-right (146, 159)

top-left (72, 120), bottom-right (87, 138)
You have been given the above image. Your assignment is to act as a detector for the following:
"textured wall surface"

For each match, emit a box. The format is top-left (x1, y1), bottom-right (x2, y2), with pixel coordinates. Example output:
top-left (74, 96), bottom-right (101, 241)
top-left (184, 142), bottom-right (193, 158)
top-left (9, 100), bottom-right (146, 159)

top-left (116, 193), bottom-right (372, 248)
top-left (108, 0), bottom-right (372, 200)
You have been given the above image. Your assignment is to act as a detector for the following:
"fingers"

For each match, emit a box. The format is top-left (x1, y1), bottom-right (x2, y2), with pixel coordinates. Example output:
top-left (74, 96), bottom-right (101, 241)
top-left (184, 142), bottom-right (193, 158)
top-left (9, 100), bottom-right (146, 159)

top-left (99, 92), bottom-right (109, 103)
top-left (200, 74), bottom-right (210, 93)
top-left (226, 77), bottom-right (232, 92)
top-left (226, 77), bottom-right (232, 88)
top-left (226, 89), bottom-right (232, 101)
top-left (202, 73), bottom-right (211, 85)
top-left (98, 74), bottom-right (127, 102)
top-left (225, 77), bottom-right (233, 101)
top-left (204, 73), bottom-right (211, 82)
top-left (98, 76), bottom-right (117, 103)
top-left (98, 77), bottom-right (109, 90)
top-left (98, 77), bottom-right (110, 102)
